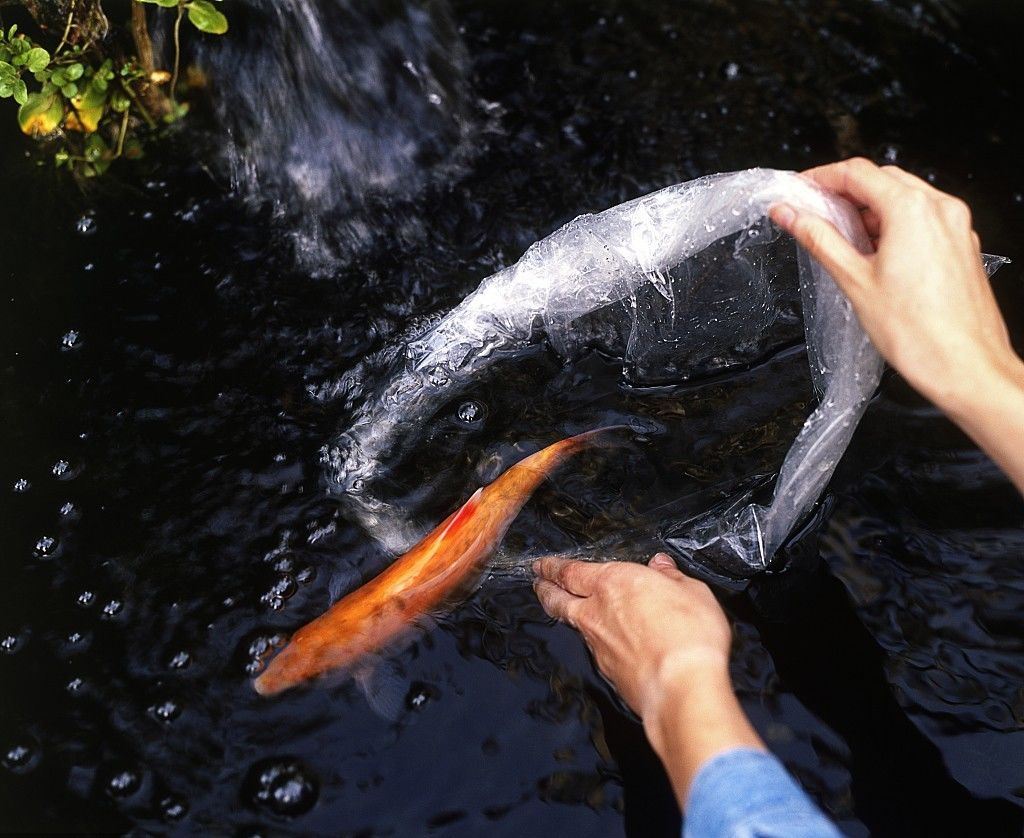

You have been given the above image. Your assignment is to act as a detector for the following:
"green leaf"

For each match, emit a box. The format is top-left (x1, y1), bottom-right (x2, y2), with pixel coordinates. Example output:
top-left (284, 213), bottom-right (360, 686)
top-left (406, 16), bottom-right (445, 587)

top-left (110, 90), bottom-right (131, 113)
top-left (65, 62), bottom-right (84, 81)
top-left (14, 78), bottom-right (27, 105)
top-left (54, 149), bottom-right (70, 168)
top-left (61, 82), bottom-right (78, 98)
top-left (0, 60), bottom-right (16, 80)
top-left (0, 82), bottom-right (12, 98)
top-left (136, 0), bottom-right (180, 7)
top-left (18, 90), bottom-right (63, 136)
top-left (66, 76), bottom-right (109, 132)
top-left (8, 24), bottom-right (18, 39)
top-left (186, 0), bottom-right (228, 34)
top-left (84, 133), bottom-right (108, 161)
top-left (25, 47), bottom-right (48, 73)
top-left (163, 99), bottom-right (190, 123)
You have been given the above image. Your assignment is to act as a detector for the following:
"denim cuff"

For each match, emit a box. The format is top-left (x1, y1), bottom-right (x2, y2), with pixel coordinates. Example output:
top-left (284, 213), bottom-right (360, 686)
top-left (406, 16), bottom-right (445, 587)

top-left (684, 747), bottom-right (842, 838)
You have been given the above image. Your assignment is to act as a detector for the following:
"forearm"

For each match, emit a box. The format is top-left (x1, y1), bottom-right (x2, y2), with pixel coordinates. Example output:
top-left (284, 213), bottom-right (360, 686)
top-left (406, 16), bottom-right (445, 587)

top-left (933, 352), bottom-right (1024, 494)
top-left (641, 666), bottom-right (765, 809)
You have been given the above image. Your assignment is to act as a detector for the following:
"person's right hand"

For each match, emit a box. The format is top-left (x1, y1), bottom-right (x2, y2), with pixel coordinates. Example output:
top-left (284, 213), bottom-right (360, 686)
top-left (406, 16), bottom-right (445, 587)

top-left (770, 159), bottom-right (1024, 493)
top-left (770, 158), bottom-right (1018, 410)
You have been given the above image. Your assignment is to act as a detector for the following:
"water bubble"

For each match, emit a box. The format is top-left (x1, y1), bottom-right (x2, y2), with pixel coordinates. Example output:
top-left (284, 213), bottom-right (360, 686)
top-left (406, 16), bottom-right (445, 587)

top-left (260, 574), bottom-right (297, 610)
top-left (101, 599), bottom-right (123, 619)
top-left (245, 758), bottom-right (319, 816)
top-left (295, 566), bottom-right (314, 585)
top-left (456, 400), bottom-right (486, 426)
top-left (33, 536), bottom-right (58, 558)
top-left (59, 501), bottom-right (76, 516)
top-left (722, 61), bottom-right (741, 80)
top-left (405, 681), bottom-right (438, 711)
top-left (427, 92), bottom-right (442, 105)
top-left (60, 330), bottom-right (80, 350)
top-left (76, 590), bottom-right (96, 608)
top-left (243, 633), bottom-right (285, 675)
top-left (883, 144), bottom-right (899, 164)
top-left (160, 795), bottom-right (187, 821)
top-left (1, 635), bottom-right (19, 654)
top-left (104, 767), bottom-right (141, 798)
top-left (3, 742), bottom-right (37, 773)
top-left (52, 459), bottom-right (71, 478)
top-left (66, 630), bottom-right (85, 646)
top-left (66, 677), bottom-right (84, 693)
top-left (168, 650), bottom-right (192, 670)
top-left (150, 698), bottom-right (182, 723)
top-left (13, 478), bottom-right (30, 493)
top-left (75, 214), bottom-right (97, 235)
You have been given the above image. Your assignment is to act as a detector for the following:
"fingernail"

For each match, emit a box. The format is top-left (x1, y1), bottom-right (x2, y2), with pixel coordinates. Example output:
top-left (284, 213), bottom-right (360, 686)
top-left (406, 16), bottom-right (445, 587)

top-left (649, 552), bottom-right (675, 568)
top-left (531, 559), bottom-right (541, 575)
top-left (771, 203), bottom-right (797, 229)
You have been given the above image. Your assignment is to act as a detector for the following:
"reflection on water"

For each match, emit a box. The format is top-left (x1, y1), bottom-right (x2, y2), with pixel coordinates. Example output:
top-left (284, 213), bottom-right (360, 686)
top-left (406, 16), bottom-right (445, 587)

top-left (1, 0), bottom-right (1023, 835)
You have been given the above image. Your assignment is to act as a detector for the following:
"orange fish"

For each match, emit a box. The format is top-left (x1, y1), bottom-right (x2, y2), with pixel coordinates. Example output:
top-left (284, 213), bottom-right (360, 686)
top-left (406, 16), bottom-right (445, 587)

top-left (254, 427), bottom-right (617, 696)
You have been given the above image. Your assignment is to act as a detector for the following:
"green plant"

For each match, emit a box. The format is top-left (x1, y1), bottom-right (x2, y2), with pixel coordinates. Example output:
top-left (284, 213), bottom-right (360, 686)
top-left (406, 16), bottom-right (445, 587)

top-left (0, 0), bottom-right (228, 178)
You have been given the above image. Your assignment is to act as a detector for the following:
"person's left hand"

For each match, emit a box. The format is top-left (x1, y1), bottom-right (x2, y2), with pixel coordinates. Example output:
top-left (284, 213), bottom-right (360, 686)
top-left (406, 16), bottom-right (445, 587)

top-left (532, 553), bottom-right (732, 722)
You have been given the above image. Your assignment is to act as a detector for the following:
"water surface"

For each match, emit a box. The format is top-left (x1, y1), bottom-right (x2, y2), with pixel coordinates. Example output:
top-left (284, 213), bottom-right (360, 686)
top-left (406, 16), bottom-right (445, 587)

top-left (2, 1), bottom-right (1023, 835)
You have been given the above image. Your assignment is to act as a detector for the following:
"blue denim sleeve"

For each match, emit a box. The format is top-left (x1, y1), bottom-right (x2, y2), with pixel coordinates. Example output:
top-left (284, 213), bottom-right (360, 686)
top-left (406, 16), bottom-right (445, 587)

top-left (683, 747), bottom-right (842, 838)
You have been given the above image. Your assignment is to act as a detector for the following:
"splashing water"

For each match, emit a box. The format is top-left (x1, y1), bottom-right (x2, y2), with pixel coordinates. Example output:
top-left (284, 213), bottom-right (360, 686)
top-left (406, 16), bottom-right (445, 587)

top-left (190, 0), bottom-right (478, 272)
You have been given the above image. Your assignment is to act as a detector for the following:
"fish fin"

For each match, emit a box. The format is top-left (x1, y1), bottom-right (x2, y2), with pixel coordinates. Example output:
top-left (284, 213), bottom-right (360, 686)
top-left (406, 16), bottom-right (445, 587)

top-left (353, 657), bottom-right (409, 721)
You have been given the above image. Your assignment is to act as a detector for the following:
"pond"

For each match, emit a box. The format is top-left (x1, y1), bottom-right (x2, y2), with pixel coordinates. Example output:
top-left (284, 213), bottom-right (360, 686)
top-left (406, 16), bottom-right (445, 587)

top-left (1, 0), bottom-right (1023, 835)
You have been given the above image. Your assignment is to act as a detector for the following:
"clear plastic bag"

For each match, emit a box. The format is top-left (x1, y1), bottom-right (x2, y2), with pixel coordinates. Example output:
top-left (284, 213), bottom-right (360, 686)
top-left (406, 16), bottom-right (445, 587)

top-left (324, 168), bottom-right (1005, 576)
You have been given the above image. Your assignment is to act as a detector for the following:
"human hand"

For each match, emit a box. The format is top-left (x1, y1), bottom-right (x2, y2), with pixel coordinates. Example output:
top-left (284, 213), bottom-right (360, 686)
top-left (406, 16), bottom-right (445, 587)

top-left (532, 553), bottom-right (731, 718)
top-left (770, 158), bottom-right (1020, 413)
top-left (533, 553), bottom-right (763, 805)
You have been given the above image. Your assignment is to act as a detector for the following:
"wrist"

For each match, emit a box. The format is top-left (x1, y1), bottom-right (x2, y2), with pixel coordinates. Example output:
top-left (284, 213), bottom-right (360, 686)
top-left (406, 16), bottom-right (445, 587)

top-left (934, 349), bottom-right (1024, 422)
top-left (641, 663), bottom-right (765, 808)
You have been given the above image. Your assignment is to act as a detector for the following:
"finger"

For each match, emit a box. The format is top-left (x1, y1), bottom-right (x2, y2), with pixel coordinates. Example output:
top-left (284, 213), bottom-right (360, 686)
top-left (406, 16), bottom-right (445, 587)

top-left (648, 552), bottom-right (685, 579)
top-left (533, 578), bottom-right (584, 627)
top-left (533, 556), bottom-right (604, 597)
top-left (770, 203), bottom-right (871, 296)
top-left (800, 157), bottom-right (902, 211)
top-left (971, 230), bottom-right (981, 251)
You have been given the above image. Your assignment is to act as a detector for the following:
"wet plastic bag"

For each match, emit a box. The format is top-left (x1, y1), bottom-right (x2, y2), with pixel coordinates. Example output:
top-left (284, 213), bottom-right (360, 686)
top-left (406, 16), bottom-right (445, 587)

top-left (325, 168), bottom-right (1003, 577)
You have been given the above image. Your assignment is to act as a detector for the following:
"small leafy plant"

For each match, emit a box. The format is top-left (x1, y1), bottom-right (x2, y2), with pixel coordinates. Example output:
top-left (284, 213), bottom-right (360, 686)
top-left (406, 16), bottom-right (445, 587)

top-left (0, 0), bottom-right (228, 178)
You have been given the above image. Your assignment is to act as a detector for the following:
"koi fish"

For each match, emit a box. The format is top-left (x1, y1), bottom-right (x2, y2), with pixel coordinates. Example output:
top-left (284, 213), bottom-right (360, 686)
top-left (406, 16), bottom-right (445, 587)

top-left (254, 427), bottom-right (617, 696)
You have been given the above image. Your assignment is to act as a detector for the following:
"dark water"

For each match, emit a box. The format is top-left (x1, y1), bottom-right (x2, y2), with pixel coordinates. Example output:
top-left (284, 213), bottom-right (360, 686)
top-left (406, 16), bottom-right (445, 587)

top-left (2, 1), bottom-right (1024, 835)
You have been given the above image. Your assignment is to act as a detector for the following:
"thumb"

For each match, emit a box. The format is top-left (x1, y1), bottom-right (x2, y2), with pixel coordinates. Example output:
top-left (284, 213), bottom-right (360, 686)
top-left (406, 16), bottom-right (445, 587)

top-left (769, 203), bottom-right (869, 298)
top-left (648, 552), bottom-right (683, 577)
